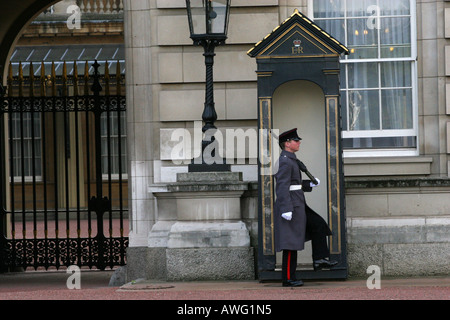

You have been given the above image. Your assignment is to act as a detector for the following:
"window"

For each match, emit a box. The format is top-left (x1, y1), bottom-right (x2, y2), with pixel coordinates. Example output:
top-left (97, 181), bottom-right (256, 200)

top-left (101, 111), bottom-right (127, 178)
top-left (10, 113), bottom-right (42, 181)
top-left (311, 0), bottom-right (417, 156)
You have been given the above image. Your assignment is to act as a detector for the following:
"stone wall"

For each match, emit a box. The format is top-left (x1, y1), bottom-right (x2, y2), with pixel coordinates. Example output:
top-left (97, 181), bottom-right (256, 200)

top-left (345, 178), bottom-right (450, 277)
top-left (123, 0), bottom-right (450, 281)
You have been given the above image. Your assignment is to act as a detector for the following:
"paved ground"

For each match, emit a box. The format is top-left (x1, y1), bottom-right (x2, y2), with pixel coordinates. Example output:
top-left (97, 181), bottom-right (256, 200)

top-left (0, 269), bottom-right (449, 301)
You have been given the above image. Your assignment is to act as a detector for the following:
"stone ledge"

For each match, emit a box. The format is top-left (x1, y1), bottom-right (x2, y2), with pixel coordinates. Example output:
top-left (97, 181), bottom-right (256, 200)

top-left (343, 156), bottom-right (433, 176)
top-left (177, 171), bottom-right (242, 182)
top-left (150, 172), bottom-right (249, 193)
top-left (345, 177), bottom-right (450, 189)
top-left (166, 183), bottom-right (249, 193)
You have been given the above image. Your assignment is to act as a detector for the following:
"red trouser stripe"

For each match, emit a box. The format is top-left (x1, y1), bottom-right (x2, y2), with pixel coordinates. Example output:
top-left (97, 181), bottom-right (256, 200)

top-left (287, 251), bottom-right (291, 280)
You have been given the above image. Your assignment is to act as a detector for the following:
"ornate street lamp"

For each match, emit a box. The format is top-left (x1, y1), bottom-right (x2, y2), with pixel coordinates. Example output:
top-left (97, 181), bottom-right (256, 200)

top-left (185, 0), bottom-right (231, 171)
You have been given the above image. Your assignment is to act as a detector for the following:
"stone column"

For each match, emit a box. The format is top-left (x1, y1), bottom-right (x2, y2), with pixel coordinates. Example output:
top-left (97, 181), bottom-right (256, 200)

top-left (123, 0), bottom-right (156, 281)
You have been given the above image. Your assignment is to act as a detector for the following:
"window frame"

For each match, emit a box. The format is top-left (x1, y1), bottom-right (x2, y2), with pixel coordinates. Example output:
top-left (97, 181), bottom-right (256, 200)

top-left (100, 110), bottom-right (128, 180)
top-left (308, 0), bottom-right (418, 157)
top-left (10, 112), bottom-right (43, 182)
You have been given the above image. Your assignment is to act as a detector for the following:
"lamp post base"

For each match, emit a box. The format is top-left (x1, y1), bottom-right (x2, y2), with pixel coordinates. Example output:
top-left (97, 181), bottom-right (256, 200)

top-left (188, 161), bottom-right (230, 172)
top-left (145, 171), bottom-right (254, 281)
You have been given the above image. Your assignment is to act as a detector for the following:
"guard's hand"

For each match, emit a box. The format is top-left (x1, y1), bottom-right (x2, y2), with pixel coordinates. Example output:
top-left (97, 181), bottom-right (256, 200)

top-left (310, 178), bottom-right (320, 187)
top-left (281, 212), bottom-right (292, 221)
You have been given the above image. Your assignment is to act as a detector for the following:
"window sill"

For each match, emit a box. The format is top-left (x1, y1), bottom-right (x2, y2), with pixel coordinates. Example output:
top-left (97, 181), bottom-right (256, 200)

top-left (343, 156), bottom-right (433, 177)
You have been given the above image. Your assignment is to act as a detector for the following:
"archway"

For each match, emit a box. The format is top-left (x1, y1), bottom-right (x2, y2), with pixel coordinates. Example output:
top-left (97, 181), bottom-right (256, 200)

top-left (0, 0), bottom-right (60, 77)
top-left (0, 0), bottom-right (127, 272)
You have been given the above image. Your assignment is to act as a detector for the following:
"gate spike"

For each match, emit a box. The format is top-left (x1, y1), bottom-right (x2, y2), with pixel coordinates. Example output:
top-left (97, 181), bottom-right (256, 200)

top-left (18, 62), bottom-right (23, 97)
top-left (62, 61), bottom-right (68, 96)
top-left (91, 60), bottom-right (102, 95)
top-left (29, 62), bottom-right (35, 97)
top-left (105, 60), bottom-right (110, 96)
top-left (84, 61), bottom-right (90, 95)
top-left (40, 62), bottom-right (46, 97)
top-left (73, 61), bottom-right (79, 96)
top-left (116, 60), bottom-right (121, 95)
top-left (8, 62), bottom-right (13, 96)
top-left (51, 61), bottom-right (56, 97)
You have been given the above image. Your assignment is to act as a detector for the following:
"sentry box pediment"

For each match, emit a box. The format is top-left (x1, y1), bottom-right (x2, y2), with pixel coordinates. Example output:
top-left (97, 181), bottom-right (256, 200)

top-left (247, 9), bottom-right (348, 59)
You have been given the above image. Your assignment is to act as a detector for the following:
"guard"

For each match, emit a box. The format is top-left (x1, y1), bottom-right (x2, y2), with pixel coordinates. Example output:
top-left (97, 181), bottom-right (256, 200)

top-left (274, 128), bottom-right (337, 287)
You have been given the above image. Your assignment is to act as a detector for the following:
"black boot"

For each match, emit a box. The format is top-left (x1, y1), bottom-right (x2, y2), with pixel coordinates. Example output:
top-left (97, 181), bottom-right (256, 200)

top-left (313, 258), bottom-right (338, 271)
top-left (283, 279), bottom-right (304, 287)
top-left (282, 250), bottom-right (303, 286)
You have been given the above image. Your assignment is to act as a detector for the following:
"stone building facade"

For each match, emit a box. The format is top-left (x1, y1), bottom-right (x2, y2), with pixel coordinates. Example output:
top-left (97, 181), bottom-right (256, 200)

top-left (123, 0), bottom-right (450, 280)
top-left (0, 0), bottom-right (449, 280)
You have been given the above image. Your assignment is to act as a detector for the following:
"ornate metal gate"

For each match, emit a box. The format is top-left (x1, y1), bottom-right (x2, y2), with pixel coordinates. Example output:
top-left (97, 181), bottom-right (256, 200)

top-left (0, 60), bottom-right (128, 271)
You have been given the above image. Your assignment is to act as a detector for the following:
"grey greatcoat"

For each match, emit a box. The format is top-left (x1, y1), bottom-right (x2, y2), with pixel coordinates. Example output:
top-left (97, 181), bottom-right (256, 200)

top-left (274, 150), bottom-right (331, 252)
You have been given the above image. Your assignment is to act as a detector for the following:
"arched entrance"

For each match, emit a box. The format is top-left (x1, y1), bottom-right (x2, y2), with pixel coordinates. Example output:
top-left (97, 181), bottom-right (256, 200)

top-left (0, 0), bottom-right (60, 74)
top-left (0, 0), bottom-right (127, 272)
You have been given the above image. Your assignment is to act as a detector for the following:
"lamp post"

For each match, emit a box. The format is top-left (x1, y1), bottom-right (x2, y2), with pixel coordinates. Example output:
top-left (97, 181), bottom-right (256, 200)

top-left (185, 0), bottom-right (231, 171)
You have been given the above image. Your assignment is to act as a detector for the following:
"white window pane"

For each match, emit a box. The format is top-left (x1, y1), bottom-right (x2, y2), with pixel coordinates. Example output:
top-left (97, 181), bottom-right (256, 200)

top-left (347, 18), bottom-right (378, 59)
top-left (348, 90), bottom-right (380, 131)
top-left (100, 111), bottom-right (127, 176)
top-left (346, 0), bottom-right (378, 17)
top-left (341, 92), bottom-right (348, 130)
top-left (380, 17), bottom-right (411, 58)
top-left (314, 0), bottom-right (344, 18)
top-left (315, 19), bottom-right (346, 45)
top-left (343, 136), bottom-right (416, 149)
top-left (379, 0), bottom-right (410, 16)
top-left (381, 89), bottom-right (413, 130)
top-left (381, 61), bottom-right (412, 88)
top-left (348, 62), bottom-right (378, 88)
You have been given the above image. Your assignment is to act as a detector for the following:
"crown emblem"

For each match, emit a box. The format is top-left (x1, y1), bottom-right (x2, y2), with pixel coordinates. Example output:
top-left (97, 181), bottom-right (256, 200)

top-left (293, 39), bottom-right (302, 47)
